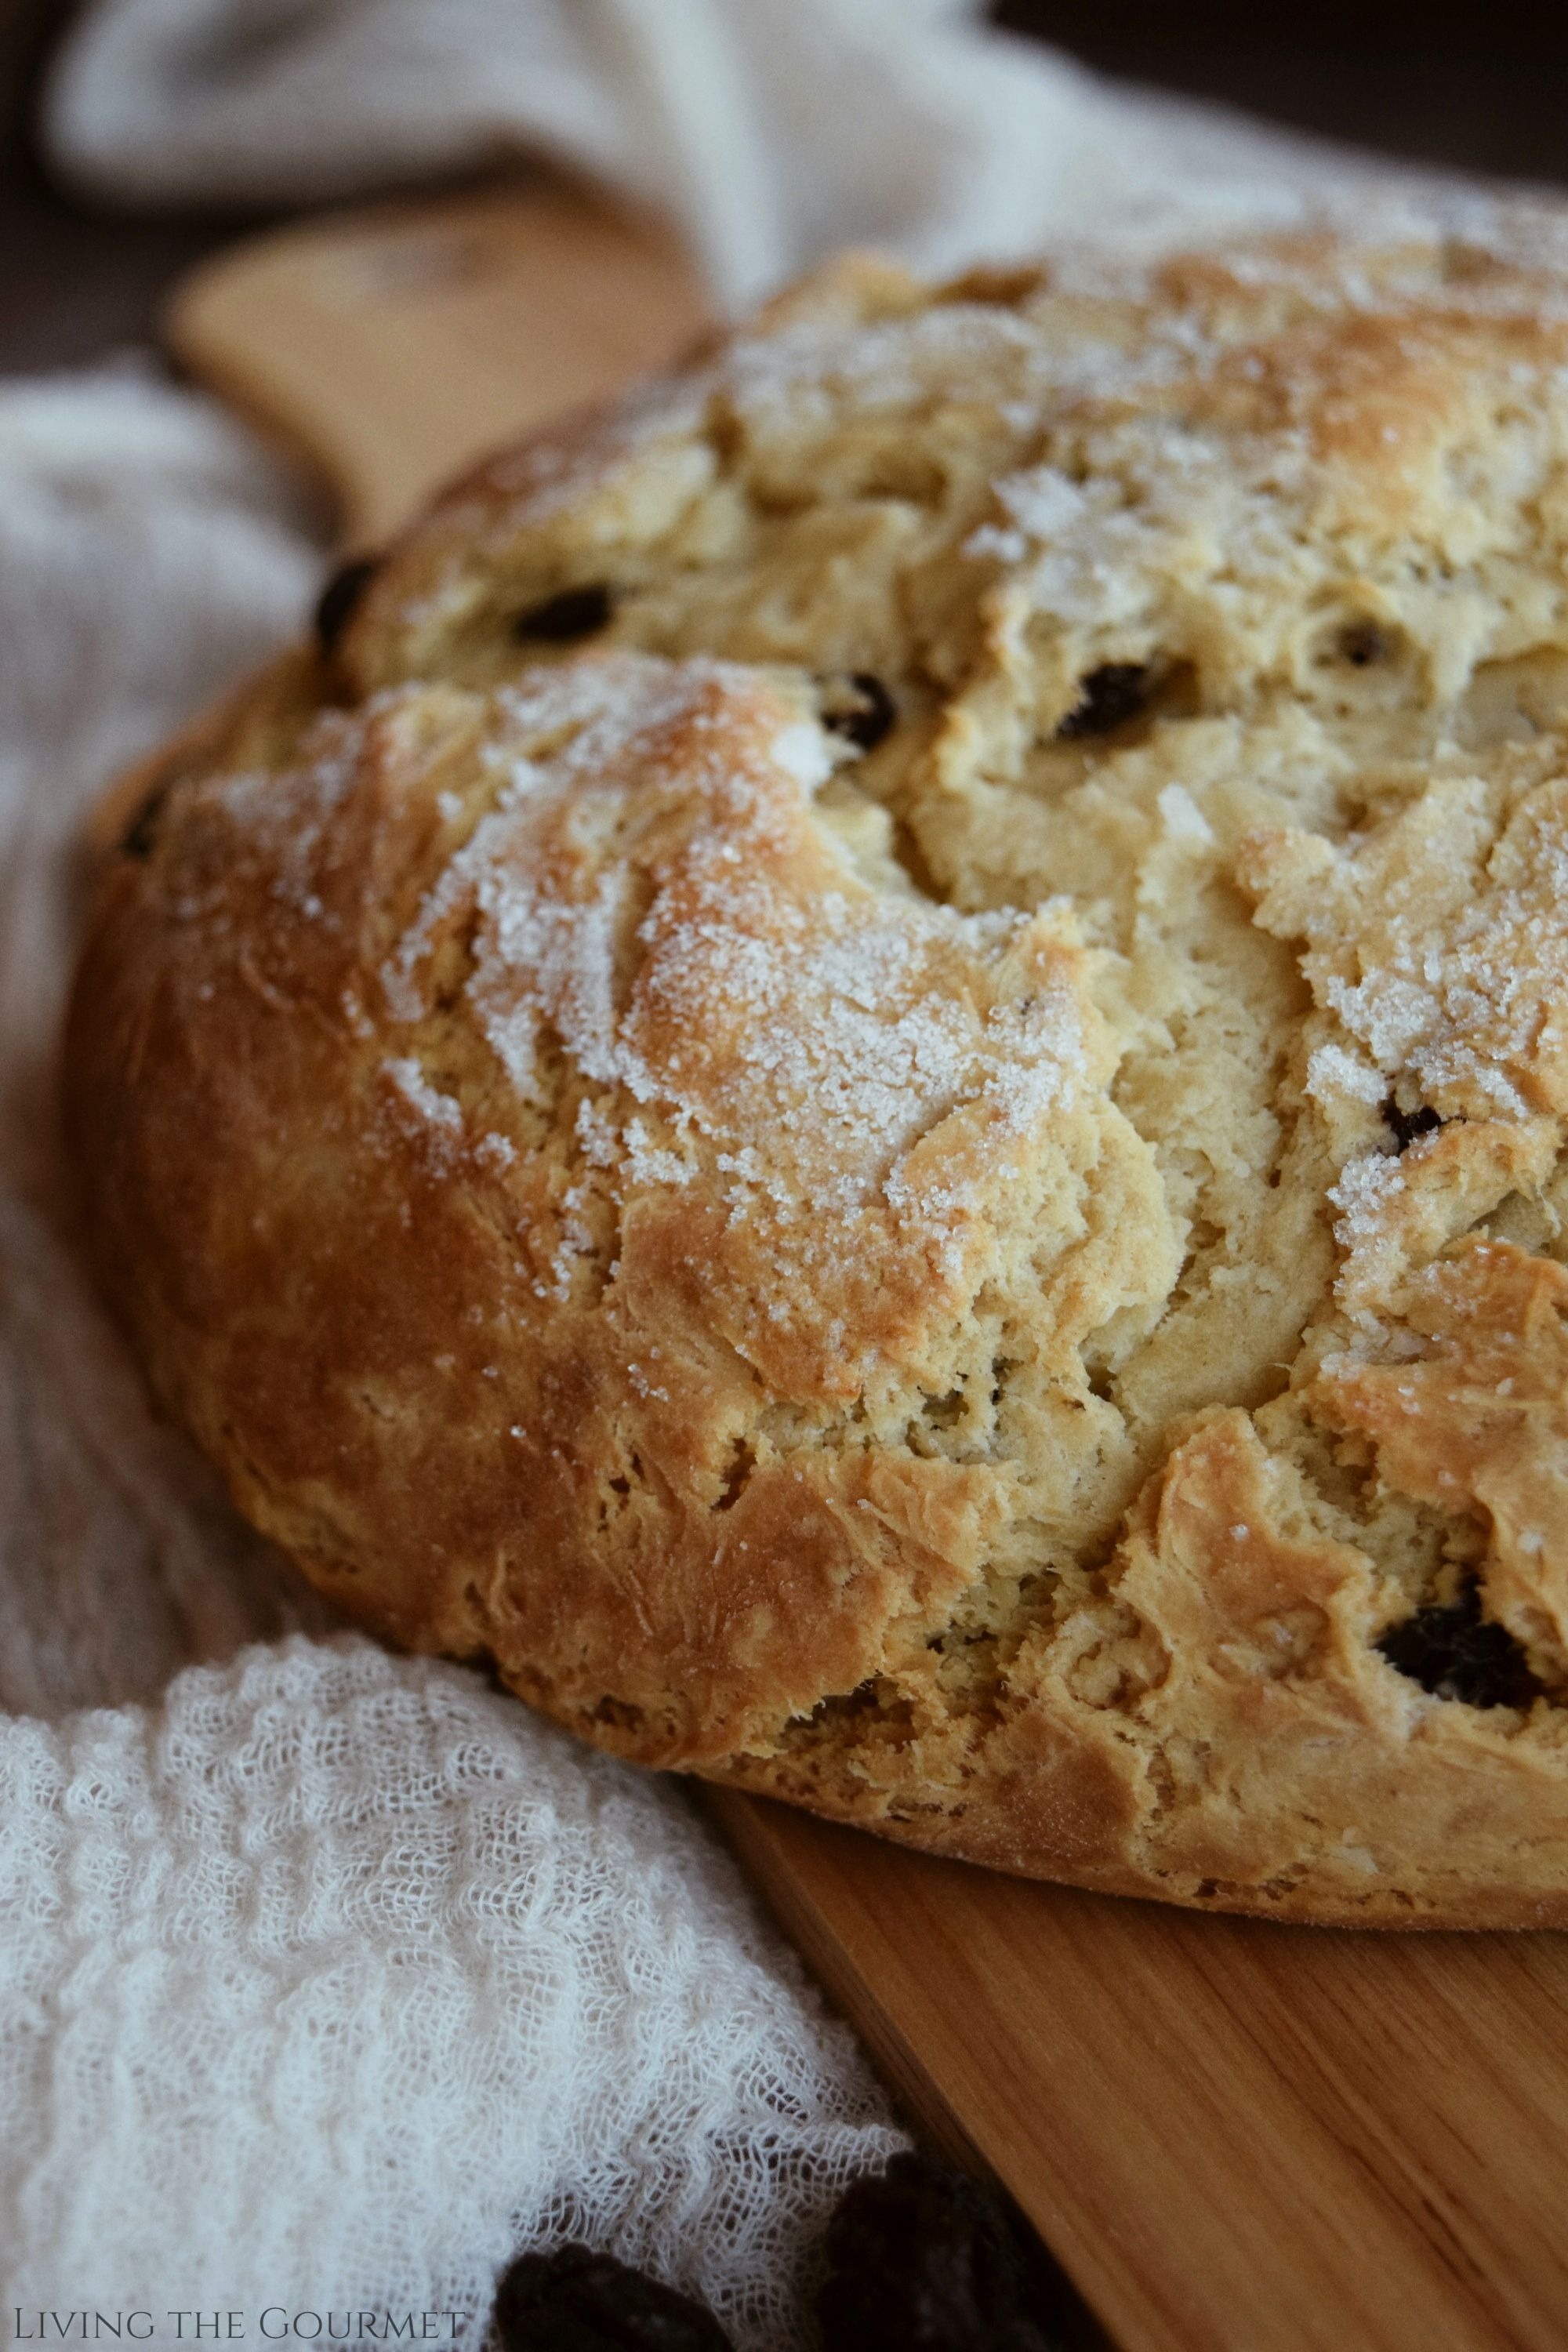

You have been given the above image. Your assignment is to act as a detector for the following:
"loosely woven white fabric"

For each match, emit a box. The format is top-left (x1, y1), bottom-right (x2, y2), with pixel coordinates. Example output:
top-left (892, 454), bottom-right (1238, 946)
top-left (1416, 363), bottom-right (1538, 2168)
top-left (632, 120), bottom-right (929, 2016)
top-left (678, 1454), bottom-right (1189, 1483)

top-left (0, 1637), bottom-right (902, 2336)
top-left (45, 0), bottom-right (1425, 307)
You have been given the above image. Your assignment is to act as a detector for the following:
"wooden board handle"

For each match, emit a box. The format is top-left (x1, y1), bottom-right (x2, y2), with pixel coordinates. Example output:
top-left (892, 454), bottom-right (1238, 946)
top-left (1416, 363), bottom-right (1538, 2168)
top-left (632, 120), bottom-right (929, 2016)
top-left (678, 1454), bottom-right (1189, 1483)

top-left (165, 180), bottom-right (710, 545)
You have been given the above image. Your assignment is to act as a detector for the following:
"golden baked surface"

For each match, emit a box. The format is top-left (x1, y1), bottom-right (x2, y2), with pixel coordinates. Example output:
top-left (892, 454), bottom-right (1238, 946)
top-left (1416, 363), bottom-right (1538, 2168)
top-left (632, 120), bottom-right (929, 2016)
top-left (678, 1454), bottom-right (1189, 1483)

top-left (67, 223), bottom-right (1568, 1924)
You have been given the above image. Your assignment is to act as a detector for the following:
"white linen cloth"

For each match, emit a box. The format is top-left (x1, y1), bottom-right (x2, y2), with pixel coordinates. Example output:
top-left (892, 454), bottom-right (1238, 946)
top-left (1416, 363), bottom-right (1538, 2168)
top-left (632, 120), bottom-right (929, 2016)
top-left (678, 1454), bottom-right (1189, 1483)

top-left (46, 0), bottom-right (1423, 309)
top-left (3, 0), bottom-right (1529, 2335)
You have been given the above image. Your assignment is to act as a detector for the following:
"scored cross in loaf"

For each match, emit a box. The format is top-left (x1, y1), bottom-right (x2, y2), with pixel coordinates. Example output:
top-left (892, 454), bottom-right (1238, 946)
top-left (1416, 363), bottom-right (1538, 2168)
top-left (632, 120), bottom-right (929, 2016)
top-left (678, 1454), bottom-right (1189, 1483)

top-left (66, 218), bottom-right (1568, 1924)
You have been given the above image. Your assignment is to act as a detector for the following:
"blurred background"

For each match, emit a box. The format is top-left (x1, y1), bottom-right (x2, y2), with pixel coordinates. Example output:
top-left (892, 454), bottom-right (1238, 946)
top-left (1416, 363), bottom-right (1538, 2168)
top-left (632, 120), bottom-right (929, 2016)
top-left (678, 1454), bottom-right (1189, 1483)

top-left (3, 0), bottom-right (1563, 376)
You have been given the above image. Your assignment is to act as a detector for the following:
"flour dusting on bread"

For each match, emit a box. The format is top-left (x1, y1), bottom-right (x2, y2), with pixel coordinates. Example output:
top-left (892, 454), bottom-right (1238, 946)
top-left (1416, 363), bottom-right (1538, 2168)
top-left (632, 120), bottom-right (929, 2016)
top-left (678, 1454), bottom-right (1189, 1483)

top-left (65, 209), bottom-right (1568, 1924)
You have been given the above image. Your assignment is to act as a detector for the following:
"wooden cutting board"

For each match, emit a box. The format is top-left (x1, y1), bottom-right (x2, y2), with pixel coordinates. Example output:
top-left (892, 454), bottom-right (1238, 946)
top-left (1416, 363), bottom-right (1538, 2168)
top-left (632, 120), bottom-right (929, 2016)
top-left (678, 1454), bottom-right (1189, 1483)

top-left (164, 182), bottom-right (1568, 2352)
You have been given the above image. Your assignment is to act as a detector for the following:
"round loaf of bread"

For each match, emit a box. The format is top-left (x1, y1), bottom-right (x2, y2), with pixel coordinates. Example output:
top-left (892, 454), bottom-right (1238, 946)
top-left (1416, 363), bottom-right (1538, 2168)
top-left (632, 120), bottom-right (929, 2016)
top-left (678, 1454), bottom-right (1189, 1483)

top-left (67, 224), bottom-right (1568, 1925)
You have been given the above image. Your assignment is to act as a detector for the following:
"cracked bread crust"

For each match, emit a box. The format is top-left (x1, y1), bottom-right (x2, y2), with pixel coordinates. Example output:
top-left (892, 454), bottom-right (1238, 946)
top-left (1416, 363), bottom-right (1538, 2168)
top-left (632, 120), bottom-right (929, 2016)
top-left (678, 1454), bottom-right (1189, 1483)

top-left (65, 217), bottom-right (1568, 1924)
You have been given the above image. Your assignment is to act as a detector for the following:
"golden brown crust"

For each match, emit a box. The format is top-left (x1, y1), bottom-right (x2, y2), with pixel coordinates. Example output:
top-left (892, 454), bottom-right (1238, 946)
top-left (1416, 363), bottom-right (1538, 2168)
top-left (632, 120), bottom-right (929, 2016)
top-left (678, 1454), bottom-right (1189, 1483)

top-left (65, 215), bottom-right (1568, 1923)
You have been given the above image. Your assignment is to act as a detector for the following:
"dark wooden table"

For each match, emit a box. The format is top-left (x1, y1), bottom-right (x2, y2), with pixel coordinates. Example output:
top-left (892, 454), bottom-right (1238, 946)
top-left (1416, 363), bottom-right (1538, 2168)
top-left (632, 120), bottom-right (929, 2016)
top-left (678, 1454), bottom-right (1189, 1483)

top-left (4, 0), bottom-right (1566, 380)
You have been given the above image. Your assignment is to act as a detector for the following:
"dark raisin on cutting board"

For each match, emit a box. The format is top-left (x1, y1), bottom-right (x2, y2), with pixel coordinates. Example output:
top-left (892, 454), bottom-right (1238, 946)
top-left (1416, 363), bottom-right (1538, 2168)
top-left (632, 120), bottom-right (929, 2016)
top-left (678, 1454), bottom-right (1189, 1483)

top-left (817, 2151), bottom-right (1078, 2351)
top-left (491, 2244), bottom-right (733, 2351)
